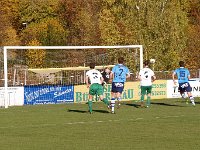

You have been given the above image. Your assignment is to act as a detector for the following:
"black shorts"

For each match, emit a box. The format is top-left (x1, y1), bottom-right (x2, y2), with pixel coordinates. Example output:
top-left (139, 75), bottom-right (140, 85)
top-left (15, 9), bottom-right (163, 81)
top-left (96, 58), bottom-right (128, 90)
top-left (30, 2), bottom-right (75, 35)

top-left (111, 82), bottom-right (124, 93)
top-left (178, 82), bottom-right (192, 93)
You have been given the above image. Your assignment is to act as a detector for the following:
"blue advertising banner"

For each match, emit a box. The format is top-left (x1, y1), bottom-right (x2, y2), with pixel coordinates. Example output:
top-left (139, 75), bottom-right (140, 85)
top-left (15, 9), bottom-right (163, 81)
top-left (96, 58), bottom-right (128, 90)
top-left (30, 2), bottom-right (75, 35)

top-left (24, 85), bottom-right (74, 105)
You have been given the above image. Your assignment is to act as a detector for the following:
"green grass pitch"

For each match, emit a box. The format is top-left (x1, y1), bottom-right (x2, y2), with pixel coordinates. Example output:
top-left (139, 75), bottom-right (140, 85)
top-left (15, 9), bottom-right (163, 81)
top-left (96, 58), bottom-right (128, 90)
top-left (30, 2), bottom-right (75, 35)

top-left (0, 98), bottom-right (200, 150)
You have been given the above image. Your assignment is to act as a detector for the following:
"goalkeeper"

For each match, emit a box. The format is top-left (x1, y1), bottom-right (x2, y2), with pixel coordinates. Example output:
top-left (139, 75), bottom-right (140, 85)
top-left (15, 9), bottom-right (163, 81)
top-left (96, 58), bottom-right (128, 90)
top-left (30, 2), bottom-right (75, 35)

top-left (101, 67), bottom-right (111, 86)
top-left (85, 63), bottom-right (110, 114)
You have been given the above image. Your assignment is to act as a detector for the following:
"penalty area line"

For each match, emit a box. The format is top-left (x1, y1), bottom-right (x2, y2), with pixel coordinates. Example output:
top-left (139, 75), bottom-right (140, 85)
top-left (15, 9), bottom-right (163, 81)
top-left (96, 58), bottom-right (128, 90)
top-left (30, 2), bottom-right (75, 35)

top-left (0, 115), bottom-right (186, 129)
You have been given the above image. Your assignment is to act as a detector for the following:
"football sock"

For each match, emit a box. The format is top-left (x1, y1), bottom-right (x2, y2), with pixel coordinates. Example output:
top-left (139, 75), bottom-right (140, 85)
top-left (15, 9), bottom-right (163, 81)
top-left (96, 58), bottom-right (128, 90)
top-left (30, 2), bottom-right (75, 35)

top-left (102, 98), bottom-right (109, 105)
top-left (140, 95), bottom-right (145, 102)
top-left (88, 101), bottom-right (93, 113)
top-left (189, 96), bottom-right (195, 105)
top-left (117, 97), bottom-right (122, 106)
top-left (117, 97), bottom-right (122, 101)
top-left (147, 96), bottom-right (151, 106)
top-left (111, 98), bottom-right (115, 112)
top-left (181, 93), bottom-right (186, 99)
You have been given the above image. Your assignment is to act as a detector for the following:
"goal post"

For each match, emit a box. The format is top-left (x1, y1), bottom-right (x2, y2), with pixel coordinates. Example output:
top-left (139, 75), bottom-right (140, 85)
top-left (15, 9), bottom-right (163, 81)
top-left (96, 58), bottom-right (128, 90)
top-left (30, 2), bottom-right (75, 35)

top-left (2, 45), bottom-right (143, 108)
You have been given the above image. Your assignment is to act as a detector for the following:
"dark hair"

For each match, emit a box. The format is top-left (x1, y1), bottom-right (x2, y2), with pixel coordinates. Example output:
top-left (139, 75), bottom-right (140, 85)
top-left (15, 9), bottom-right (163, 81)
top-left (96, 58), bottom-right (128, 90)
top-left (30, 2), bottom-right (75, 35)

top-left (89, 62), bottom-right (95, 69)
top-left (144, 60), bottom-right (150, 66)
top-left (104, 67), bottom-right (109, 71)
top-left (179, 61), bottom-right (185, 67)
top-left (118, 57), bottom-right (124, 64)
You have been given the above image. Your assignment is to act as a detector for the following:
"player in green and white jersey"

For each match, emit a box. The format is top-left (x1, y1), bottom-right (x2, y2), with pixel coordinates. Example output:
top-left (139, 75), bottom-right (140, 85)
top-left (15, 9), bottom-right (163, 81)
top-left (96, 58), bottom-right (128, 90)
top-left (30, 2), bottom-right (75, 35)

top-left (138, 60), bottom-right (156, 108)
top-left (85, 63), bottom-right (110, 114)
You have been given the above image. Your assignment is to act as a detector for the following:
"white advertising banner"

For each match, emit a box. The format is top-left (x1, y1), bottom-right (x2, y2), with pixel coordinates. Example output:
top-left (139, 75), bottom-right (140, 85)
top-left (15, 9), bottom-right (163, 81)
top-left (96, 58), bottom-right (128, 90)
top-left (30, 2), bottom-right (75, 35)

top-left (0, 87), bottom-right (24, 107)
top-left (167, 79), bottom-right (200, 98)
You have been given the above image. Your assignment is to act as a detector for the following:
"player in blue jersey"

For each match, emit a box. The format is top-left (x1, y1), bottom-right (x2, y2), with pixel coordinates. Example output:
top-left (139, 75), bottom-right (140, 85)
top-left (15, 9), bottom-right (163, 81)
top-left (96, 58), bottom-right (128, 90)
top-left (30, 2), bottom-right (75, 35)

top-left (172, 61), bottom-right (195, 106)
top-left (109, 57), bottom-right (130, 113)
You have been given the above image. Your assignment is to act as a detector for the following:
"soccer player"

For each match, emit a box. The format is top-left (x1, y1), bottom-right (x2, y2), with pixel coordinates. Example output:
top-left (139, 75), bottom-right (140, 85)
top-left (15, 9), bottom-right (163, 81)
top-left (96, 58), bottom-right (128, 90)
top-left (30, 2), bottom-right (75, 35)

top-left (172, 61), bottom-right (195, 106)
top-left (110, 57), bottom-right (130, 114)
top-left (101, 67), bottom-right (111, 86)
top-left (85, 63), bottom-right (110, 114)
top-left (138, 60), bottom-right (156, 108)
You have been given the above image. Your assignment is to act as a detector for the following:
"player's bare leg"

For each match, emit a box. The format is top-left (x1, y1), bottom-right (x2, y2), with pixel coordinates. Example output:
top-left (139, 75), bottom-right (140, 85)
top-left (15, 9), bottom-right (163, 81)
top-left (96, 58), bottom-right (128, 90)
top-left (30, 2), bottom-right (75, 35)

top-left (116, 92), bottom-right (122, 109)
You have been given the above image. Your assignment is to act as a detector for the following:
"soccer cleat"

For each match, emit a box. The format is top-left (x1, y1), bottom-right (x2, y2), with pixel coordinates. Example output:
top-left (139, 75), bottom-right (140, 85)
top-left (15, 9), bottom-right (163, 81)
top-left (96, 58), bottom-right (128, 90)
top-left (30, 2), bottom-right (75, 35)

top-left (192, 102), bottom-right (195, 106)
top-left (140, 101), bottom-right (145, 108)
top-left (111, 111), bottom-right (115, 114)
top-left (107, 105), bottom-right (111, 112)
top-left (88, 110), bottom-right (93, 114)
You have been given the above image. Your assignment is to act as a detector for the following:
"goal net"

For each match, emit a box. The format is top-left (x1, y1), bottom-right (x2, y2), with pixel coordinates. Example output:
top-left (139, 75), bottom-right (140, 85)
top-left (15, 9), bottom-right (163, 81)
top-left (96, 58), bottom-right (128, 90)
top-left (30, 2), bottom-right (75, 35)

top-left (0, 45), bottom-right (143, 108)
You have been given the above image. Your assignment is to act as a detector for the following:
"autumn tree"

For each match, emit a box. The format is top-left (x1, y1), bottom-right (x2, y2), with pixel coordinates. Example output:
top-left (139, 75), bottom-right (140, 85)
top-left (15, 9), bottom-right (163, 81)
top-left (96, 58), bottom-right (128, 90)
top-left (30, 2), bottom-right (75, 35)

top-left (26, 39), bottom-right (46, 68)
top-left (57, 0), bottom-right (101, 46)
top-left (182, 0), bottom-right (200, 70)
top-left (21, 18), bottom-right (68, 46)
top-left (0, 0), bottom-right (20, 46)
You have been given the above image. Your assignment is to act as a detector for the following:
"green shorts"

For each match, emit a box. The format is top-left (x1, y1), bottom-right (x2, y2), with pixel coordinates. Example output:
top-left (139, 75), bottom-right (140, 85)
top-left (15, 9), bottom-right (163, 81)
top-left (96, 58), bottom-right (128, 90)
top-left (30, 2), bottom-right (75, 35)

top-left (141, 86), bottom-right (152, 95)
top-left (89, 83), bottom-right (104, 96)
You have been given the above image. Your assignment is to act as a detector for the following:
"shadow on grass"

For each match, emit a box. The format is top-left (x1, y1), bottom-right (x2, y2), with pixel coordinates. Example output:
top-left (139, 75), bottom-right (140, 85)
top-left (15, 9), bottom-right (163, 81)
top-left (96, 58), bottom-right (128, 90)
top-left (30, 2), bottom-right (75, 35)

top-left (195, 102), bottom-right (200, 104)
top-left (68, 109), bottom-right (109, 113)
top-left (125, 103), bottom-right (141, 108)
top-left (151, 102), bottom-right (185, 107)
top-left (93, 109), bottom-right (110, 113)
top-left (68, 109), bottom-right (88, 113)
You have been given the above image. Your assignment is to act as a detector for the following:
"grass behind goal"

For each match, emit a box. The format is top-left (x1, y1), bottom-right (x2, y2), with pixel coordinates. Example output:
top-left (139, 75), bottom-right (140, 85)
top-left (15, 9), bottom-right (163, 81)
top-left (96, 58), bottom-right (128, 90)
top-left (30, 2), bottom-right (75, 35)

top-left (0, 98), bottom-right (200, 150)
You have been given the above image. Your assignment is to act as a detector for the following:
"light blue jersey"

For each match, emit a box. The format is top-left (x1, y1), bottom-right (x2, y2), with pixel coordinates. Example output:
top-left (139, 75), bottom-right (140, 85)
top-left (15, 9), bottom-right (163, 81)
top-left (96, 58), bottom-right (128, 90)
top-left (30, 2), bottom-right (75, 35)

top-left (174, 67), bottom-right (190, 83)
top-left (112, 64), bottom-right (130, 82)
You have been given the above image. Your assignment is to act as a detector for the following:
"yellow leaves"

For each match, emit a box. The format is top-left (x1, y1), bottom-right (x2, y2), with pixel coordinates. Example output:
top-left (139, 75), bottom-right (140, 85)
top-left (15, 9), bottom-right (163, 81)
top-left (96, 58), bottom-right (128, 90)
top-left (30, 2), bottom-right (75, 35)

top-left (102, 0), bottom-right (116, 6)
top-left (26, 39), bottom-right (46, 68)
top-left (0, 26), bottom-right (20, 46)
top-left (99, 9), bottom-right (121, 45)
top-left (21, 18), bottom-right (68, 46)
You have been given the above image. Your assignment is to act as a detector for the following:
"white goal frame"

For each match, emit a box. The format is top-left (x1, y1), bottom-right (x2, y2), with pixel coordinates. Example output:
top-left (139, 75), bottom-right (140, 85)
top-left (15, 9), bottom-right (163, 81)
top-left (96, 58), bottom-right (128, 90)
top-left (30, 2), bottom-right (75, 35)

top-left (3, 45), bottom-right (143, 108)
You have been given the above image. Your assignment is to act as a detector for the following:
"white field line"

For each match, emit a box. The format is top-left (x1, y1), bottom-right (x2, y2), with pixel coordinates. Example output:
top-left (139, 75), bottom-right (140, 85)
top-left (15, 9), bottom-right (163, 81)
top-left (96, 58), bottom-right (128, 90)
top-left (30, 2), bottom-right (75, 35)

top-left (0, 115), bottom-right (186, 129)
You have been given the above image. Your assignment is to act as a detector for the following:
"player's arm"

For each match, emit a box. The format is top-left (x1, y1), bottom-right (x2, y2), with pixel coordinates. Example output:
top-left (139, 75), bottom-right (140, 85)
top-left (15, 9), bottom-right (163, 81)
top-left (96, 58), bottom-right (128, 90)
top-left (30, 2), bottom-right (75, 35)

top-left (152, 75), bottom-right (156, 82)
top-left (100, 76), bottom-right (104, 84)
top-left (85, 75), bottom-right (90, 88)
top-left (187, 70), bottom-right (191, 80)
top-left (188, 74), bottom-right (191, 80)
top-left (151, 70), bottom-right (156, 82)
top-left (138, 71), bottom-right (142, 81)
top-left (172, 71), bottom-right (177, 84)
top-left (126, 68), bottom-right (130, 79)
top-left (109, 71), bottom-right (114, 80)
top-left (126, 73), bottom-right (130, 79)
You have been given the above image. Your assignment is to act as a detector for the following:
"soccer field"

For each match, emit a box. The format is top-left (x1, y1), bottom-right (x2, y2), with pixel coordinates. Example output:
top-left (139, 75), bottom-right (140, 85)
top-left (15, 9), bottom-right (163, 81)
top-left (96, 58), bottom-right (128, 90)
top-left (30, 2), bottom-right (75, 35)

top-left (0, 98), bottom-right (200, 150)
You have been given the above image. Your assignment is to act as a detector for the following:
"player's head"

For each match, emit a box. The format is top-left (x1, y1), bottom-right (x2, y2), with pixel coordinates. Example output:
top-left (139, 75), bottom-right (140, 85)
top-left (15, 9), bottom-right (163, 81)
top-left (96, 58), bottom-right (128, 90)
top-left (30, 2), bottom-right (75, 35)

top-left (179, 61), bottom-right (185, 67)
top-left (144, 60), bottom-right (150, 67)
top-left (104, 67), bottom-right (110, 73)
top-left (89, 62), bottom-right (95, 69)
top-left (118, 57), bottom-right (124, 64)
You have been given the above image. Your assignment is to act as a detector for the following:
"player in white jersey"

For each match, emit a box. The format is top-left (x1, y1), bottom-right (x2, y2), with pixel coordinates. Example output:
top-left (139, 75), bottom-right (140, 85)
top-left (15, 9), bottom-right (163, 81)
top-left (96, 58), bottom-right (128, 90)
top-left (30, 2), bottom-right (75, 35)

top-left (85, 63), bottom-right (110, 114)
top-left (138, 60), bottom-right (156, 108)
